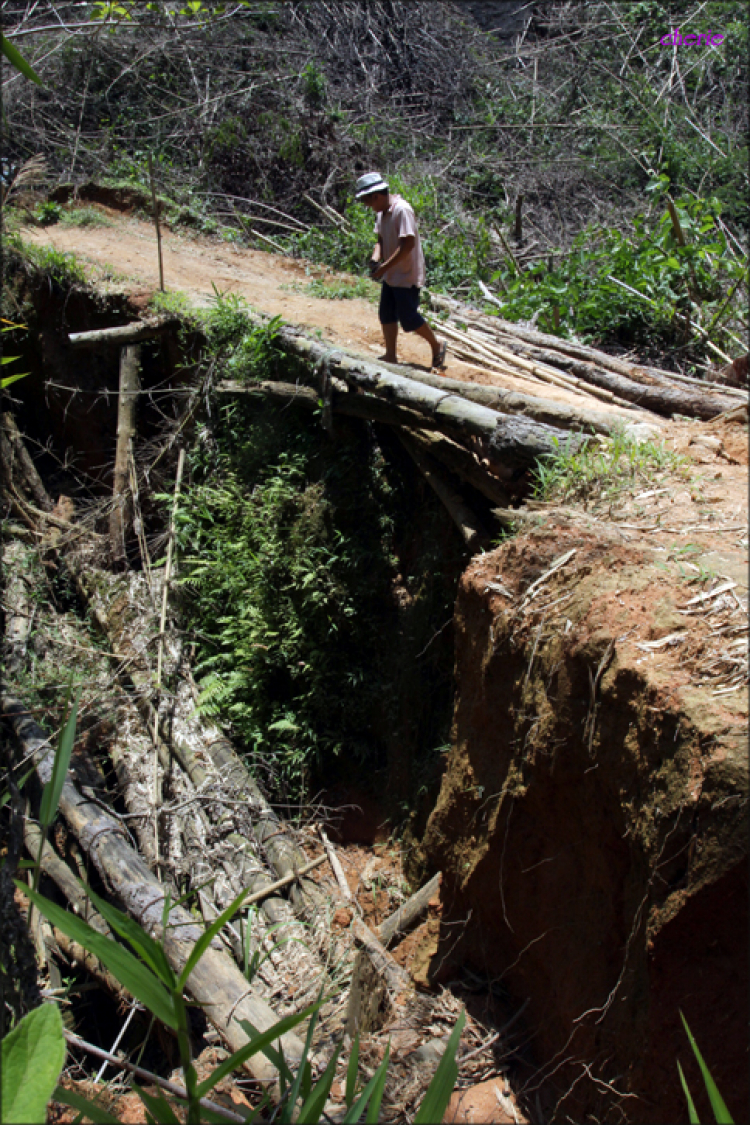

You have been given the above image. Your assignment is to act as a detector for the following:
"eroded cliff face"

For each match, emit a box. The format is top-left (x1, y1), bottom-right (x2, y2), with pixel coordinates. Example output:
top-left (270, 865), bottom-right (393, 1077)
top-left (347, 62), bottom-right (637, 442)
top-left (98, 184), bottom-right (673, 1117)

top-left (423, 514), bottom-right (748, 1123)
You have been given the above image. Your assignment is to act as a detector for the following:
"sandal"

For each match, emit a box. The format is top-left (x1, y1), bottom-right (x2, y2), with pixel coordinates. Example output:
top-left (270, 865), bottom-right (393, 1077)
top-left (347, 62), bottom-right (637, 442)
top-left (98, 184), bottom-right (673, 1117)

top-left (432, 341), bottom-right (447, 369)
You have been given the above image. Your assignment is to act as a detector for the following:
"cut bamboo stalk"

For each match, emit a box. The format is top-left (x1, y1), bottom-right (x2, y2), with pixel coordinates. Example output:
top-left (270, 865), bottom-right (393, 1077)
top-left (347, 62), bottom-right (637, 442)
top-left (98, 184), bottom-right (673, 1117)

top-left (319, 826), bottom-right (352, 901)
top-left (378, 872), bottom-right (441, 948)
top-left (3, 691), bottom-right (307, 1082)
top-left (110, 344), bottom-right (141, 567)
top-left (148, 153), bottom-right (165, 291)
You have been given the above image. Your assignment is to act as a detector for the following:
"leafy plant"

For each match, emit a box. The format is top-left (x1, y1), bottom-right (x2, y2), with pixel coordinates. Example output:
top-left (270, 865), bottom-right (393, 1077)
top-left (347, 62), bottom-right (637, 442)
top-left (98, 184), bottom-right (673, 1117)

top-left (0, 1003), bottom-right (66, 1124)
top-left (59, 206), bottom-right (114, 228)
top-left (24, 873), bottom-right (464, 1123)
top-left (678, 1012), bottom-right (734, 1124)
top-left (0, 319), bottom-right (30, 390)
top-left (32, 200), bottom-right (62, 225)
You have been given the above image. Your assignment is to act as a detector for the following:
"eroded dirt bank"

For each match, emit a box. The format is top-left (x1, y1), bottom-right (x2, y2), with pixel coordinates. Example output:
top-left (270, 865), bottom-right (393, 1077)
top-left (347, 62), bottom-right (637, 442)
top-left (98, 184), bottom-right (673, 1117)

top-left (423, 502), bottom-right (748, 1122)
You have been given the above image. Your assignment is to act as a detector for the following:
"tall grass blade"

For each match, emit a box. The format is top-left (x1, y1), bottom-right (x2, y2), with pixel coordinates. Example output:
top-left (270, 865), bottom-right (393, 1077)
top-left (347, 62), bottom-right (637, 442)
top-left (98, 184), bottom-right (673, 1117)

top-left (35, 687), bottom-right (80, 892)
top-left (345, 1032), bottom-right (360, 1107)
top-left (178, 884), bottom-right (253, 987)
top-left (83, 883), bottom-right (176, 987)
top-left (0, 34), bottom-right (42, 85)
top-left (132, 1084), bottom-right (182, 1123)
top-left (677, 1060), bottom-right (701, 1125)
top-left (22, 885), bottom-right (178, 1029)
top-left (680, 1012), bottom-right (734, 1123)
top-left (296, 1045), bottom-right (341, 1123)
top-left (342, 1042), bottom-right (390, 1124)
top-left (197, 1007), bottom-right (315, 1098)
top-left (413, 1008), bottom-right (466, 1124)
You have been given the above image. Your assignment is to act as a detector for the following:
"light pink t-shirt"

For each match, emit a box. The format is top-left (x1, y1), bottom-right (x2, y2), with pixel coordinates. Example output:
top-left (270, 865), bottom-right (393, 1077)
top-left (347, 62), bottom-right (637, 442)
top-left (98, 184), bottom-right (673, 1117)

top-left (375, 194), bottom-right (426, 288)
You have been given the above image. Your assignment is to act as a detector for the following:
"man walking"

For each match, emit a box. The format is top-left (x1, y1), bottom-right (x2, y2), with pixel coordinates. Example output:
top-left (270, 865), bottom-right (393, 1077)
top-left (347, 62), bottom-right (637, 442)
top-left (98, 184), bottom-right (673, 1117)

top-left (355, 172), bottom-right (447, 370)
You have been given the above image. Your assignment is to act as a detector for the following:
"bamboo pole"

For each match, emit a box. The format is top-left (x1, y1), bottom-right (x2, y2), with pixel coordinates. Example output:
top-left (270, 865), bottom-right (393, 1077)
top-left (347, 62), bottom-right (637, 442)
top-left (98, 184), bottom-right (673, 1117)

top-left (152, 447), bottom-right (186, 855)
top-left (148, 153), bottom-right (165, 292)
top-left (110, 344), bottom-right (141, 567)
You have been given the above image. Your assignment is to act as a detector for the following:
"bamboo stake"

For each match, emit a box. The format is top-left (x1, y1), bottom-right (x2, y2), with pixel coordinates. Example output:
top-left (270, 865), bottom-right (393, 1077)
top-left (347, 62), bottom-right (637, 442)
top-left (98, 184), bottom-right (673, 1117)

top-left (153, 448), bottom-right (186, 854)
top-left (110, 344), bottom-right (141, 567)
top-left (319, 825), bottom-right (352, 901)
top-left (147, 153), bottom-right (165, 292)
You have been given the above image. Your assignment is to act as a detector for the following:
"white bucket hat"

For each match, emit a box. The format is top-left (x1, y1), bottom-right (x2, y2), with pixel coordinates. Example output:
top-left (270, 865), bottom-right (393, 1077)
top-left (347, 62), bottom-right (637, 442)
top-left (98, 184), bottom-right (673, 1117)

top-left (355, 172), bottom-right (389, 199)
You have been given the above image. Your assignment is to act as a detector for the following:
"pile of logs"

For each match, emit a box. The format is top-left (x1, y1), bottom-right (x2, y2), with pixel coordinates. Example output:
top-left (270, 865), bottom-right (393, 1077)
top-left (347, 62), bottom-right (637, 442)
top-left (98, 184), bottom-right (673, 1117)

top-left (0, 414), bottom-right (466, 1115)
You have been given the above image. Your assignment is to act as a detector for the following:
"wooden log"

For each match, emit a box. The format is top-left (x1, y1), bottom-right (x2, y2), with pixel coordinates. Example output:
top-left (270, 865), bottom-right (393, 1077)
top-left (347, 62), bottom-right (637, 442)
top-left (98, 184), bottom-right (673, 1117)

top-left (2, 691), bottom-right (307, 1081)
top-left (272, 326), bottom-right (582, 467)
top-left (351, 916), bottom-right (411, 995)
top-left (110, 344), bottom-right (141, 566)
top-left (0, 413), bottom-right (53, 511)
top-left (378, 872), bottom-right (441, 948)
top-left (397, 431), bottom-right (489, 550)
top-left (434, 291), bottom-right (742, 417)
top-left (67, 319), bottom-right (179, 348)
top-left (23, 820), bottom-right (112, 938)
top-left (217, 379), bottom-right (442, 431)
top-left (375, 366), bottom-right (628, 436)
top-left (407, 430), bottom-right (510, 507)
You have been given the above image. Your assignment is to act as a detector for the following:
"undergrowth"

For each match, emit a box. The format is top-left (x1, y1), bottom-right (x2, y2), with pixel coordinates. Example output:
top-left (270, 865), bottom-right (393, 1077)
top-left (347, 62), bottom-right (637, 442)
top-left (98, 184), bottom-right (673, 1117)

top-left (532, 427), bottom-right (690, 507)
top-left (174, 401), bottom-right (397, 800)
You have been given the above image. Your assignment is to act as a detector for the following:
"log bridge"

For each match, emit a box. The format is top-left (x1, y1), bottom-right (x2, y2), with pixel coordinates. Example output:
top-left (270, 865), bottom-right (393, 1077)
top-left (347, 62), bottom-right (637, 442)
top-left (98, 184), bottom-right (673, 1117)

top-left (0, 298), bottom-right (743, 1112)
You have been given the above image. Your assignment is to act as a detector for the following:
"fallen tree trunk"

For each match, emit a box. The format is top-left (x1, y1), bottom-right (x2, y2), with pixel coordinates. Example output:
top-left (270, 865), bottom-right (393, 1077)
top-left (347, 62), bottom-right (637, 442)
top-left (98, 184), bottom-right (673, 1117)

top-left (2, 691), bottom-right (307, 1082)
top-left (273, 326), bottom-right (583, 467)
top-left (0, 413), bottom-right (53, 512)
top-left (430, 292), bottom-right (742, 418)
top-left (406, 429), bottom-right (510, 507)
top-left (217, 378), bottom-right (442, 432)
top-left (378, 872), bottom-right (441, 948)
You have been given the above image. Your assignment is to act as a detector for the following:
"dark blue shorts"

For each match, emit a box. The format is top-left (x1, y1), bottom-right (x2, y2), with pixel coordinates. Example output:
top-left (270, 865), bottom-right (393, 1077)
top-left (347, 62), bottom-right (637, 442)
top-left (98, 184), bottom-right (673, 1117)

top-left (379, 282), bottom-right (425, 332)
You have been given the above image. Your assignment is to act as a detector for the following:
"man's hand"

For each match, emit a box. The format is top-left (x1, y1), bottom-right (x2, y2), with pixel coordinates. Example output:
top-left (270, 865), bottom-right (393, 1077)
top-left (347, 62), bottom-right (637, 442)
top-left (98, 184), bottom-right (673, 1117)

top-left (372, 262), bottom-right (388, 281)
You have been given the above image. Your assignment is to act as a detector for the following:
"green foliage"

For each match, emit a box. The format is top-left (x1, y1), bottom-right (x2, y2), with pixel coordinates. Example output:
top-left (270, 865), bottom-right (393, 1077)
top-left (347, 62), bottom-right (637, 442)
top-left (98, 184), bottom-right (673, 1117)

top-left (27, 873), bottom-right (463, 1124)
top-left (32, 201), bottom-right (62, 225)
top-left (19, 244), bottom-right (88, 288)
top-left (487, 183), bottom-right (746, 358)
top-left (0, 319), bottom-right (30, 390)
top-left (0, 1004), bottom-right (65, 1124)
top-left (34, 685), bottom-right (80, 892)
top-left (199, 289), bottom-right (286, 379)
top-left (174, 405), bottom-right (397, 797)
top-left (678, 1012), bottom-right (734, 1124)
top-left (532, 428), bottom-right (689, 507)
top-left (59, 206), bottom-right (114, 228)
top-left (286, 276), bottom-right (379, 302)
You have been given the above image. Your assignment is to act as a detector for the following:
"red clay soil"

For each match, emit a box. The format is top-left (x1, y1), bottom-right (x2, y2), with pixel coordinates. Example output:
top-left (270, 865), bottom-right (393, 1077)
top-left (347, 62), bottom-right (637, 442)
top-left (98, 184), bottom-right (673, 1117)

top-left (423, 459), bottom-right (748, 1123)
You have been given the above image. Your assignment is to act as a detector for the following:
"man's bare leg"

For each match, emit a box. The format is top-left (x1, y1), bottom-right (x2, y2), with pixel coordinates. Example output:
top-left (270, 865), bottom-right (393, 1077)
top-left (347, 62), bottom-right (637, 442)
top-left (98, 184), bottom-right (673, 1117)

top-left (413, 322), bottom-right (445, 365)
top-left (381, 321), bottom-right (398, 362)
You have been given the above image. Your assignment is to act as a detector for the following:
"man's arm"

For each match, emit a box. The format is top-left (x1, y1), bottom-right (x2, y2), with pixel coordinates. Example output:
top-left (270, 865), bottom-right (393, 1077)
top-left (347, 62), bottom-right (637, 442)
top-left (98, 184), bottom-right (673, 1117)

top-left (373, 234), bottom-right (415, 280)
